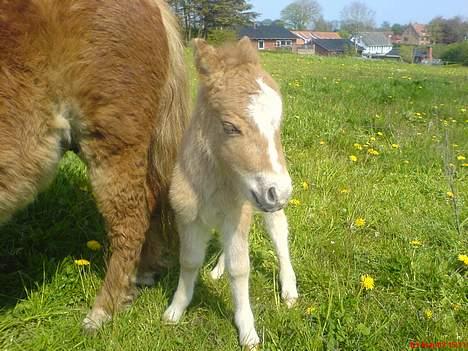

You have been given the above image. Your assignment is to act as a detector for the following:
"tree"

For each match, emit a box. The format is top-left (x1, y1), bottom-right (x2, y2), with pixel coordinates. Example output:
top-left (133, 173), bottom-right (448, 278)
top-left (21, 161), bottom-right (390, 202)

top-left (259, 19), bottom-right (273, 26)
top-left (280, 0), bottom-right (322, 30)
top-left (391, 23), bottom-right (405, 35)
top-left (272, 19), bottom-right (287, 28)
top-left (169, 0), bottom-right (258, 41)
top-left (428, 16), bottom-right (468, 44)
top-left (314, 16), bottom-right (334, 31)
top-left (380, 21), bottom-right (391, 31)
top-left (340, 1), bottom-right (375, 33)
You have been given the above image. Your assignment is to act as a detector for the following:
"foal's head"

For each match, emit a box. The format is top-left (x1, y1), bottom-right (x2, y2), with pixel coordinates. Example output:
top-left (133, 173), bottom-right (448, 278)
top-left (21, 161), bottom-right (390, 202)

top-left (193, 38), bottom-right (292, 212)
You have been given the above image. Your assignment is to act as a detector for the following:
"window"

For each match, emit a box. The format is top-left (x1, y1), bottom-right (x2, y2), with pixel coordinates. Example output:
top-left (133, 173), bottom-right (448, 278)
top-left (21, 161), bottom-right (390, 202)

top-left (275, 40), bottom-right (293, 48)
top-left (258, 40), bottom-right (264, 50)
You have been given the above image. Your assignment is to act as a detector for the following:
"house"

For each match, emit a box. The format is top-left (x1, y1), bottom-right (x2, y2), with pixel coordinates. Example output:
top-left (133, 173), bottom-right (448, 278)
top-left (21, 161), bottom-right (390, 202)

top-left (351, 32), bottom-right (393, 57)
top-left (402, 23), bottom-right (431, 45)
top-left (292, 31), bottom-right (341, 46)
top-left (384, 31), bottom-right (401, 44)
top-left (312, 39), bottom-right (355, 56)
top-left (238, 25), bottom-right (299, 51)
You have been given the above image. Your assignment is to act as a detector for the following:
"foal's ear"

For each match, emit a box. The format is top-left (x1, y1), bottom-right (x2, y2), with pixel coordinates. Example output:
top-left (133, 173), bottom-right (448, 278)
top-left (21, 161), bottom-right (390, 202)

top-left (192, 38), bottom-right (223, 76)
top-left (237, 36), bottom-right (260, 65)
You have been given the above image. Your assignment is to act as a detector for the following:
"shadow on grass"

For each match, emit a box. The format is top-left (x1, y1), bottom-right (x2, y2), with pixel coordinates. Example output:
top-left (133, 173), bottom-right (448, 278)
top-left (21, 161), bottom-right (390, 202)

top-left (0, 152), bottom-right (106, 308)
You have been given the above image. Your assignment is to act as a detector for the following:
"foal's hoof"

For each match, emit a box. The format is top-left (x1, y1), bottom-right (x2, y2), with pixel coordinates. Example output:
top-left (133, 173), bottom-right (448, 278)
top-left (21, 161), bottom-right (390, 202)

top-left (240, 335), bottom-right (260, 350)
top-left (284, 297), bottom-right (297, 309)
top-left (282, 287), bottom-right (298, 308)
top-left (162, 305), bottom-right (184, 324)
top-left (82, 308), bottom-right (110, 334)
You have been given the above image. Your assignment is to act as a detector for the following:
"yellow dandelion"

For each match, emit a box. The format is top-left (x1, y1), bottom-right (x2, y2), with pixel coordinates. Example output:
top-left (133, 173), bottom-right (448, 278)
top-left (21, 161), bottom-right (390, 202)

top-left (319, 140), bottom-right (326, 145)
top-left (87, 240), bottom-right (102, 251)
top-left (415, 112), bottom-right (422, 116)
top-left (360, 275), bottom-right (375, 290)
top-left (458, 254), bottom-right (468, 266)
top-left (377, 132), bottom-right (384, 136)
top-left (349, 155), bottom-right (358, 162)
top-left (305, 306), bottom-right (316, 315)
top-left (74, 259), bottom-right (90, 266)
top-left (353, 143), bottom-right (363, 150)
top-left (457, 155), bottom-right (466, 161)
top-left (289, 199), bottom-right (301, 206)
top-left (452, 144), bottom-right (459, 148)
top-left (452, 303), bottom-right (461, 311)
top-left (424, 309), bottom-right (433, 320)
top-left (340, 188), bottom-right (350, 194)
top-left (354, 217), bottom-right (366, 228)
top-left (446, 191), bottom-right (455, 198)
top-left (369, 137), bottom-right (376, 142)
top-left (391, 144), bottom-right (400, 149)
top-left (302, 181), bottom-right (309, 191)
top-left (367, 148), bottom-right (379, 156)
top-left (462, 163), bottom-right (468, 167)
top-left (403, 160), bottom-right (410, 164)
top-left (410, 240), bottom-right (423, 247)
top-left (461, 108), bottom-right (467, 113)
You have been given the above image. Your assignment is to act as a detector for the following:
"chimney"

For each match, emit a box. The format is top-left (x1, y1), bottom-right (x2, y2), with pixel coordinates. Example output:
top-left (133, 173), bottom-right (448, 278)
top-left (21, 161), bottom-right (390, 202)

top-left (428, 46), bottom-right (433, 62)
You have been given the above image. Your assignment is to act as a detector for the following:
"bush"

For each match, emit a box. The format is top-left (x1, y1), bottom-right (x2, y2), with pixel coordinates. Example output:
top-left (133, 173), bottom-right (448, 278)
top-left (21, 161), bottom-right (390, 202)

top-left (207, 29), bottom-right (237, 46)
top-left (440, 42), bottom-right (468, 66)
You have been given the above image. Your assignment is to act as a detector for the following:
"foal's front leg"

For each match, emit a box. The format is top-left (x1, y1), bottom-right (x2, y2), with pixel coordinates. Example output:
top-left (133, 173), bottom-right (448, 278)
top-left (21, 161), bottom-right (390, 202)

top-left (223, 206), bottom-right (259, 348)
top-left (163, 220), bottom-right (211, 323)
top-left (263, 210), bottom-right (298, 307)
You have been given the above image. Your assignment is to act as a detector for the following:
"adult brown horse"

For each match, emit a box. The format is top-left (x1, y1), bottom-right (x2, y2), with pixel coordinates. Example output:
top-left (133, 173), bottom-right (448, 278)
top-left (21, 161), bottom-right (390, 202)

top-left (0, 0), bottom-right (188, 331)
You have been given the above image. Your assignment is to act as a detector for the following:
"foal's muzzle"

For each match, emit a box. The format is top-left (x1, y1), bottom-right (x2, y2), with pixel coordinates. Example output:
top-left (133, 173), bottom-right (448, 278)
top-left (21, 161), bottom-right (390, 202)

top-left (251, 183), bottom-right (291, 213)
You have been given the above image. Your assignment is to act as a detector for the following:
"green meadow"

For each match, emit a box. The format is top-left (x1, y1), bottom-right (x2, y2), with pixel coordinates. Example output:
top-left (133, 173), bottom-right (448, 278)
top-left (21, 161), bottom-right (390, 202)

top-left (0, 52), bottom-right (467, 350)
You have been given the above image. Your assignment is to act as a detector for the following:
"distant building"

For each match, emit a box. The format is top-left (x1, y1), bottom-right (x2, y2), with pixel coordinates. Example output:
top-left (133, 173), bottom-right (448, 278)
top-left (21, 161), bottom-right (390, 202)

top-left (312, 39), bottom-right (355, 56)
top-left (402, 23), bottom-right (431, 45)
top-left (292, 31), bottom-right (341, 46)
top-left (238, 25), bottom-right (299, 51)
top-left (351, 32), bottom-right (393, 57)
top-left (384, 31), bottom-right (401, 45)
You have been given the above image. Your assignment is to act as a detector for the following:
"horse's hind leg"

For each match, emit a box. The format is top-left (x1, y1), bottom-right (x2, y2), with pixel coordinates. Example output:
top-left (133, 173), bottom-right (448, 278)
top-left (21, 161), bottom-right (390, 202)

top-left (82, 145), bottom-right (154, 331)
top-left (0, 94), bottom-right (68, 224)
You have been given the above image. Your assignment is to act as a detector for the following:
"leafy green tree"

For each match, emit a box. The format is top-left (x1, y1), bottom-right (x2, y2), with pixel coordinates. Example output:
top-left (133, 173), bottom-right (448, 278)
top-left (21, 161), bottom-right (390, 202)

top-left (280, 0), bottom-right (322, 30)
top-left (380, 21), bottom-right (391, 31)
top-left (428, 16), bottom-right (468, 44)
top-left (391, 23), bottom-right (406, 35)
top-left (169, 0), bottom-right (257, 41)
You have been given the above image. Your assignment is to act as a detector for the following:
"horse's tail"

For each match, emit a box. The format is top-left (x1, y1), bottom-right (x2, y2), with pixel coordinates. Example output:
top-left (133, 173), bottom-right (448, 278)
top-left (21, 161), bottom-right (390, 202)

top-left (145, 0), bottom-right (189, 266)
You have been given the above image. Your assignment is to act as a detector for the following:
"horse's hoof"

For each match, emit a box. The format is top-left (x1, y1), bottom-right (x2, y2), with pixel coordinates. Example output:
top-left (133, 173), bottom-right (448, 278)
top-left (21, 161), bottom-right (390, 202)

top-left (82, 308), bottom-right (110, 334)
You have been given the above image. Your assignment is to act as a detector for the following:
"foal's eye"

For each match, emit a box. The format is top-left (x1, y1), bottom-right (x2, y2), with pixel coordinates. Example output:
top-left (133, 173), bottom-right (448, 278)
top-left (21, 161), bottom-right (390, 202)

top-left (222, 122), bottom-right (241, 136)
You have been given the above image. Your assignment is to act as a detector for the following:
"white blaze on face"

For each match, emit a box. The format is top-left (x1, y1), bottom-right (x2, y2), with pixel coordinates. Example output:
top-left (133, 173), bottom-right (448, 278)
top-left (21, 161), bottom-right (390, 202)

top-left (248, 78), bottom-right (283, 173)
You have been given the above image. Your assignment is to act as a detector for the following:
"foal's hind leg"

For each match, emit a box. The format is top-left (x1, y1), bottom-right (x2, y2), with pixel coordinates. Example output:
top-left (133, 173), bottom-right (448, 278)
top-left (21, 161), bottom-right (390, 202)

top-left (82, 149), bottom-right (154, 331)
top-left (263, 210), bottom-right (298, 307)
top-left (163, 220), bottom-right (211, 323)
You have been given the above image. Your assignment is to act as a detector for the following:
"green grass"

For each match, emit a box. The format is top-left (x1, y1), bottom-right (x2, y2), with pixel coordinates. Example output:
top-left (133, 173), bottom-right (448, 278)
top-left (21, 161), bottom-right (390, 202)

top-left (1, 52), bottom-right (467, 350)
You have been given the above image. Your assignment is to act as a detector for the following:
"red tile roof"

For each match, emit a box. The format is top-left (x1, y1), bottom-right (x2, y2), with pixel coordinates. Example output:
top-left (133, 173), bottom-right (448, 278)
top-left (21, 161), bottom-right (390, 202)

top-left (292, 31), bottom-right (341, 40)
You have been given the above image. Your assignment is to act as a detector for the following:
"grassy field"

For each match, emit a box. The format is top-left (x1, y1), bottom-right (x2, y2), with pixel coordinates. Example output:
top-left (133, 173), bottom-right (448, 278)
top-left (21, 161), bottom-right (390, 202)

top-left (1, 52), bottom-right (467, 350)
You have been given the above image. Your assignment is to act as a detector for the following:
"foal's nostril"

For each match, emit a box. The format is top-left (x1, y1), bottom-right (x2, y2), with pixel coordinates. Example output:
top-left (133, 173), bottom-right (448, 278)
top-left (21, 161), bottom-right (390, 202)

top-left (266, 187), bottom-right (278, 204)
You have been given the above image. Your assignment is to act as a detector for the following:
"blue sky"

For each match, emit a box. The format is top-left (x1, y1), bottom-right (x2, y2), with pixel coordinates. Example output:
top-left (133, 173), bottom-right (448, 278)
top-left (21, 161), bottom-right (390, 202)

top-left (250, 0), bottom-right (468, 25)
